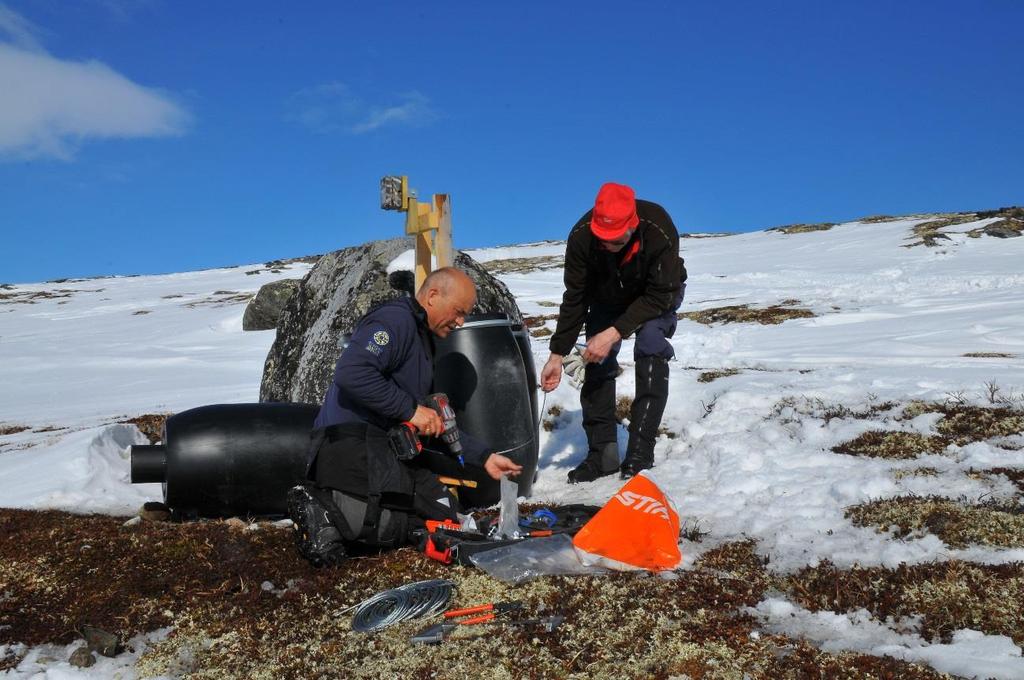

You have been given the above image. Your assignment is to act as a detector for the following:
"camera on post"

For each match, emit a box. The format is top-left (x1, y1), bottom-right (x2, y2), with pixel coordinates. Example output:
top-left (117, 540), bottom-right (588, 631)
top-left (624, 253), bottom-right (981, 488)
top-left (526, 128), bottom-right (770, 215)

top-left (380, 175), bottom-right (406, 211)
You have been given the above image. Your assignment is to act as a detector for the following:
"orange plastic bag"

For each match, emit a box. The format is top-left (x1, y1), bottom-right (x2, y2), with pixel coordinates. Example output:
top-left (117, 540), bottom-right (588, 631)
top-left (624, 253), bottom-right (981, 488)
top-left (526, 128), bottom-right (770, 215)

top-left (572, 472), bottom-right (682, 572)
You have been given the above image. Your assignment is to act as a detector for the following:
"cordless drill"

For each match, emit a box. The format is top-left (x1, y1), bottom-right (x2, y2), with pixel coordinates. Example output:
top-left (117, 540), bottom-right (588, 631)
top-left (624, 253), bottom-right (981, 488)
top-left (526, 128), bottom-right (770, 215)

top-left (423, 392), bottom-right (463, 457)
top-left (387, 392), bottom-right (463, 462)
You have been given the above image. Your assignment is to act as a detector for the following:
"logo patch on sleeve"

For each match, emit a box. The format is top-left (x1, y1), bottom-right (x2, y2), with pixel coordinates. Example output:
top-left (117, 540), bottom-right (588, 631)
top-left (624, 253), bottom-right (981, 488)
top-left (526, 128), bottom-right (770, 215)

top-left (373, 331), bottom-right (390, 346)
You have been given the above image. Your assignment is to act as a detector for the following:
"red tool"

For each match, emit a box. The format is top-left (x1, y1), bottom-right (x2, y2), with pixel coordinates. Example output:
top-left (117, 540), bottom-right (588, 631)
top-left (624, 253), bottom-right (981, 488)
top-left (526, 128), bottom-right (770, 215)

top-left (422, 519), bottom-right (461, 564)
top-left (443, 601), bottom-right (523, 625)
top-left (410, 613), bottom-right (563, 645)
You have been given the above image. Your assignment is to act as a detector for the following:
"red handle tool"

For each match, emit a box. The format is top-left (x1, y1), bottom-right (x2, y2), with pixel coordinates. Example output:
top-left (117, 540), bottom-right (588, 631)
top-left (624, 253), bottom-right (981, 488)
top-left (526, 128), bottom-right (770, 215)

top-left (443, 601), bottom-right (523, 625)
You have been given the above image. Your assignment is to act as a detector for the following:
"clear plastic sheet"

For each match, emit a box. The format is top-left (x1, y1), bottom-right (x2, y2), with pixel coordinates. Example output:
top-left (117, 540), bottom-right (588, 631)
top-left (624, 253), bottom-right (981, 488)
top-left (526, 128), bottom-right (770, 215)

top-left (469, 534), bottom-right (609, 584)
top-left (495, 475), bottom-right (522, 539)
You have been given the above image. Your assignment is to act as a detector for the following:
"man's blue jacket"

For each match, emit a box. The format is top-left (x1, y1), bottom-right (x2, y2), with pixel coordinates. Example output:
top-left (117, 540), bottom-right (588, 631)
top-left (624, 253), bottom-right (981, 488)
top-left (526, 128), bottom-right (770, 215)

top-left (314, 296), bottom-right (489, 465)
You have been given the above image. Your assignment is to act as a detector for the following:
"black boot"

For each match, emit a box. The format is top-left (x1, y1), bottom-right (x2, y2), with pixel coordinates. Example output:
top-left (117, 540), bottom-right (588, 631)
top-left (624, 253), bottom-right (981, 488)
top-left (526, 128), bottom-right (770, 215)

top-left (567, 441), bottom-right (620, 484)
top-left (287, 485), bottom-right (347, 567)
top-left (621, 357), bottom-right (670, 479)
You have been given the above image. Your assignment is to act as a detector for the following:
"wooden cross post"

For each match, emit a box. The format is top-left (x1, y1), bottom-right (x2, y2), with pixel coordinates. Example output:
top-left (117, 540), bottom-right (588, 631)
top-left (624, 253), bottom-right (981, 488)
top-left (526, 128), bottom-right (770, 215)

top-left (381, 175), bottom-right (454, 291)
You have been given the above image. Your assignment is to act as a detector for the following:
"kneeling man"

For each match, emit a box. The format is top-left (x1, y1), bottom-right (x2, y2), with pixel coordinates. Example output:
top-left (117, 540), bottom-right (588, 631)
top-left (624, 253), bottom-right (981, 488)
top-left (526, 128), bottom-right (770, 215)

top-left (288, 267), bottom-right (521, 566)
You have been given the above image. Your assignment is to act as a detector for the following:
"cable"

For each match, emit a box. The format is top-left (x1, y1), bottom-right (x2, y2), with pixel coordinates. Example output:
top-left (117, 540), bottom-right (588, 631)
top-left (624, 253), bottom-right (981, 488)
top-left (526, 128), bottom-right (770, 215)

top-left (351, 579), bottom-right (455, 633)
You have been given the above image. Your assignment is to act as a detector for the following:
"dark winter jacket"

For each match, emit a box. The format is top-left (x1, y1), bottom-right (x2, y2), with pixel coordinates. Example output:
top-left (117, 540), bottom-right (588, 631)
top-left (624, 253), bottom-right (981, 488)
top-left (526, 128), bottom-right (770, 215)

top-left (548, 199), bottom-right (686, 356)
top-left (314, 297), bottom-right (488, 464)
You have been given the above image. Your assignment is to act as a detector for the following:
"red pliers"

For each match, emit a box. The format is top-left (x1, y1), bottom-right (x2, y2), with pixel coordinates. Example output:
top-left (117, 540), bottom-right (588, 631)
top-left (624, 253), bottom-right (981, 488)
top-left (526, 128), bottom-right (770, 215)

top-left (443, 601), bottom-right (523, 625)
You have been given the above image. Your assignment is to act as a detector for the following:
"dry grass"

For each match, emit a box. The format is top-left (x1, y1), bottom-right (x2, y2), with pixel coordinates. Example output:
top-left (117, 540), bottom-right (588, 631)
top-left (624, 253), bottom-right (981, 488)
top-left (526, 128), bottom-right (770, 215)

top-left (904, 208), bottom-right (1024, 247)
top-left (962, 352), bottom-right (1016, 358)
top-left (524, 314), bottom-right (559, 328)
top-left (119, 414), bottom-right (172, 444)
top-left (0, 511), bottom-right (956, 678)
top-left (770, 396), bottom-right (899, 425)
top-left (183, 291), bottom-right (254, 308)
top-left (697, 368), bottom-right (742, 383)
top-left (542, 405), bottom-right (564, 432)
top-left (680, 303), bottom-right (816, 326)
top-left (846, 496), bottom-right (1024, 549)
top-left (830, 401), bottom-right (1024, 460)
top-left (483, 255), bottom-right (564, 275)
top-left (0, 424), bottom-right (30, 436)
top-left (615, 396), bottom-right (632, 423)
top-left (767, 223), bottom-right (835, 235)
top-left (901, 402), bottom-right (1024, 446)
top-left (967, 218), bottom-right (1024, 239)
top-left (783, 559), bottom-right (1024, 646)
top-left (980, 467), bottom-right (1024, 493)
top-left (524, 313), bottom-right (558, 338)
top-left (832, 431), bottom-right (947, 460)
top-left (0, 288), bottom-right (104, 305)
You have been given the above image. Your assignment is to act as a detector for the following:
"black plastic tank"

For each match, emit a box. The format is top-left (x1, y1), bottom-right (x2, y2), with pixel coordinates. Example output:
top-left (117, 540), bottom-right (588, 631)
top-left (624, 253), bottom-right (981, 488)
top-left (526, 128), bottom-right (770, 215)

top-left (511, 324), bottom-right (540, 432)
top-left (131, 403), bottom-right (318, 518)
top-left (433, 314), bottom-right (539, 507)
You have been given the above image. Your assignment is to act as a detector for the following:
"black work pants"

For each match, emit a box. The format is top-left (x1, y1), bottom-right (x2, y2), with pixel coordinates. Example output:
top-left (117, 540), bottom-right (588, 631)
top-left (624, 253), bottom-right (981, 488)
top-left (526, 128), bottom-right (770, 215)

top-left (581, 287), bottom-right (684, 447)
top-left (307, 423), bottom-right (459, 549)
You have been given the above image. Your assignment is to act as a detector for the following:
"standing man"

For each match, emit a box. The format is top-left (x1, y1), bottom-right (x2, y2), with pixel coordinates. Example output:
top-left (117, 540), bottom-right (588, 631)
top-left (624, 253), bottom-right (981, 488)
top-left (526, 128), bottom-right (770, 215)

top-left (288, 267), bottom-right (522, 567)
top-left (541, 183), bottom-right (686, 483)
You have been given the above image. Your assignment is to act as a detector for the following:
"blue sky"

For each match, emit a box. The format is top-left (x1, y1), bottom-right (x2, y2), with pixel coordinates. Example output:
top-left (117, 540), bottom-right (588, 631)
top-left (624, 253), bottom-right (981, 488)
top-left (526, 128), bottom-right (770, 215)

top-left (1, 1), bottom-right (1022, 283)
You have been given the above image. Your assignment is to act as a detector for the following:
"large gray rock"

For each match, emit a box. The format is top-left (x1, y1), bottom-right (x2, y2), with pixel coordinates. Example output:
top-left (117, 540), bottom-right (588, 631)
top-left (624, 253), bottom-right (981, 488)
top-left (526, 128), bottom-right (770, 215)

top-left (243, 279), bottom-right (302, 331)
top-left (259, 238), bottom-right (523, 404)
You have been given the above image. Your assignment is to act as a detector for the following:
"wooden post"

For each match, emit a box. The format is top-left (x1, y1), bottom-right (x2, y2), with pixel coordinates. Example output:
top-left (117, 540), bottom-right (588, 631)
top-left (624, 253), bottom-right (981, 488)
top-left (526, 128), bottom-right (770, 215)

top-left (416, 202), bottom-right (437, 290)
top-left (383, 175), bottom-right (452, 291)
top-left (434, 194), bottom-right (453, 268)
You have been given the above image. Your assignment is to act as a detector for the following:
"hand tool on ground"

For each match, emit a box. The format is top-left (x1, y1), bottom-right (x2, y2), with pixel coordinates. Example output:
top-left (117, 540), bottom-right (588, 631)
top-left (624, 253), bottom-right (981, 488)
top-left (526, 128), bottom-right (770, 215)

top-left (410, 614), bottom-right (564, 644)
top-left (443, 601), bottom-right (523, 625)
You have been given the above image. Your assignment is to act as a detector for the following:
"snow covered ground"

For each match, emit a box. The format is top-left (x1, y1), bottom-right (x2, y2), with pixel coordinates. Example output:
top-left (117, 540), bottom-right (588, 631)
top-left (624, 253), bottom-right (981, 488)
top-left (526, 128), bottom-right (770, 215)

top-left (2, 216), bottom-right (1023, 677)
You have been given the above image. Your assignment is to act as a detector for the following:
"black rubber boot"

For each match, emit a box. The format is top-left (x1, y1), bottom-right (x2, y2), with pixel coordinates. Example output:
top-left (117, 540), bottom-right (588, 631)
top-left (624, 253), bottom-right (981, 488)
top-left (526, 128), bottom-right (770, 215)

top-left (621, 356), bottom-right (670, 479)
top-left (287, 485), bottom-right (347, 567)
top-left (567, 441), bottom-right (620, 484)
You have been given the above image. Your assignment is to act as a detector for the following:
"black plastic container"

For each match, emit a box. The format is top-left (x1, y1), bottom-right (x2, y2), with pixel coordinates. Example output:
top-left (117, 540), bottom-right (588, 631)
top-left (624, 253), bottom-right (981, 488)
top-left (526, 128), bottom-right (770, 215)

top-left (131, 403), bottom-right (318, 518)
top-left (433, 314), bottom-right (539, 506)
top-left (130, 316), bottom-right (540, 516)
top-left (512, 324), bottom-right (540, 432)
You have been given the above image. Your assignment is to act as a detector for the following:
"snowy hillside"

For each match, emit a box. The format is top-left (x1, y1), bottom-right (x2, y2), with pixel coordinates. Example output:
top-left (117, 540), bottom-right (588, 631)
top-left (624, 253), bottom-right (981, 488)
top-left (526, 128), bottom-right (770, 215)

top-left (2, 212), bottom-right (1023, 678)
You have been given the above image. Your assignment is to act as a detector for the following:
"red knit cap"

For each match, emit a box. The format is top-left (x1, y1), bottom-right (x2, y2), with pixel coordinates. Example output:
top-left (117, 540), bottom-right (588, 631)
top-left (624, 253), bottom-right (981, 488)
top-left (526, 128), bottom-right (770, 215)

top-left (590, 182), bottom-right (640, 240)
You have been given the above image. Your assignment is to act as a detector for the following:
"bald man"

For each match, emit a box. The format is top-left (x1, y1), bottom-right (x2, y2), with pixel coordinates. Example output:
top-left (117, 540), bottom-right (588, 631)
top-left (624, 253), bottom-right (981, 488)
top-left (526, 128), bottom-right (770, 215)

top-left (288, 267), bottom-right (521, 567)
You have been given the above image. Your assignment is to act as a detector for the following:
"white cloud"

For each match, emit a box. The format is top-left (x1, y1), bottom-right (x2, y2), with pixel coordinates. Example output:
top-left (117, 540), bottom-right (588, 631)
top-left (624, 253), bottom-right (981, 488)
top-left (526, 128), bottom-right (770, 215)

top-left (286, 82), bottom-right (437, 135)
top-left (0, 5), bottom-right (190, 161)
top-left (350, 91), bottom-right (436, 134)
top-left (0, 3), bottom-right (43, 51)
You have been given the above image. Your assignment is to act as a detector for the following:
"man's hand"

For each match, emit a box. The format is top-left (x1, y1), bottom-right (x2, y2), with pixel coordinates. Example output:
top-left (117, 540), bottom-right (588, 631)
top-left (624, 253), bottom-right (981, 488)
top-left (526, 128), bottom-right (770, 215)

top-left (484, 453), bottom-right (523, 480)
top-left (408, 404), bottom-right (444, 437)
top-left (540, 353), bottom-right (563, 392)
top-left (584, 327), bottom-right (622, 363)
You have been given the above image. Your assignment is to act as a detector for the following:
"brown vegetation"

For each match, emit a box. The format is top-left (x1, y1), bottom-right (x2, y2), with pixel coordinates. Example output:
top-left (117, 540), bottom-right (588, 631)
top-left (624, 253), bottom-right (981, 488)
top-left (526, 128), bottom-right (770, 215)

top-left (783, 559), bottom-right (1024, 646)
top-left (680, 303), bottom-right (816, 326)
top-left (483, 255), bottom-right (564, 275)
top-left (0, 510), bottom-right (955, 678)
top-left (847, 496), bottom-right (1024, 549)
top-left (831, 402), bottom-right (1024, 459)
top-left (119, 414), bottom-right (172, 444)
top-left (963, 352), bottom-right (1016, 359)
top-left (767, 223), bottom-right (835, 235)
top-left (698, 368), bottom-right (742, 383)
top-left (832, 431), bottom-right (947, 459)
